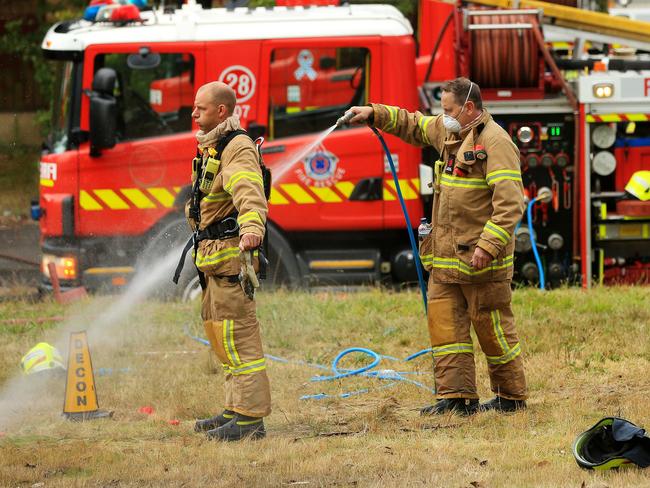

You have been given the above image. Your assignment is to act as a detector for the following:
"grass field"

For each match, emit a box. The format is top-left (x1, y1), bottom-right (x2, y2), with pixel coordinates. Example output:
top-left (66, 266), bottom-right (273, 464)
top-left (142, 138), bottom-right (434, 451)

top-left (0, 286), bottom-right (649, 487)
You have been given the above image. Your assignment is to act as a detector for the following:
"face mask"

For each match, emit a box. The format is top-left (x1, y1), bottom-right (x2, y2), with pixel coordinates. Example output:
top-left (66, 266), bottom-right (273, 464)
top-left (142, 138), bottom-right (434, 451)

top-left (443, 114), bottom-right (462, 133)
top-left (443, 82), bottom-right (474, 133)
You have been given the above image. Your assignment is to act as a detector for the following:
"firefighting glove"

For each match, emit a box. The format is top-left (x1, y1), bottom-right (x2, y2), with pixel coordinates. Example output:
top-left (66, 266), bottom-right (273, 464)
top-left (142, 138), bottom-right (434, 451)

top-left (239, 250), bottom-right (259, 300)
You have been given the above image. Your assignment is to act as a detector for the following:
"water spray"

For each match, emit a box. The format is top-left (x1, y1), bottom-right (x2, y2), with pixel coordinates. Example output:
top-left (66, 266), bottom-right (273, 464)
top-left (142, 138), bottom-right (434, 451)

top-left (0, 247), bottom-right (183, 431)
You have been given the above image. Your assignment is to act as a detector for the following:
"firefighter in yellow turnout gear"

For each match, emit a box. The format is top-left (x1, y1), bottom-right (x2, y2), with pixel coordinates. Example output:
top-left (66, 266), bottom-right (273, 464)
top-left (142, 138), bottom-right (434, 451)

top-left (188, 81), bottom-right (271, 440)
top-left (349, 77), bottom-right (527, 415)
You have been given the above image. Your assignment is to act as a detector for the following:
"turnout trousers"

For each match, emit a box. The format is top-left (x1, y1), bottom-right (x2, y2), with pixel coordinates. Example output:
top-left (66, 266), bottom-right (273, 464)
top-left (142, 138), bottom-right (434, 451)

top-left (201, 275), bottom-right (272, 418)
top-left (427, 280), bottom-right (527, 401)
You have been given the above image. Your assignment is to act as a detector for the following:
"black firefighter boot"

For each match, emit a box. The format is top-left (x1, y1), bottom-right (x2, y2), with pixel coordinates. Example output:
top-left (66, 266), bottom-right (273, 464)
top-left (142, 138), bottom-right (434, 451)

top-left (206, 413), bottom-right (266, 441)
top-left (194, 410), bottom-right (235, 432)
top-left (420, 398), bottom-right (479, 416)
top-left (479, 396), bottom-right (526, 413)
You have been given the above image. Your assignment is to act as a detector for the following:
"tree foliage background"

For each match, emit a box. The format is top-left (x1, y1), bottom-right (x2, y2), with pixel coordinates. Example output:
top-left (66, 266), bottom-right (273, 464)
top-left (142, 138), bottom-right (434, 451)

top-left (0, 0), bottom-right (415, 132)
top-left (0, 1), bottom-right (88, 111)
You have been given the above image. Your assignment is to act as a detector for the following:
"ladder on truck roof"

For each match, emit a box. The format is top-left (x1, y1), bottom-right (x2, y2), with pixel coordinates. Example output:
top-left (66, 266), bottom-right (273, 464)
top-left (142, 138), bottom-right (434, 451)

top-left (467, 0), bottom-right (650, 52)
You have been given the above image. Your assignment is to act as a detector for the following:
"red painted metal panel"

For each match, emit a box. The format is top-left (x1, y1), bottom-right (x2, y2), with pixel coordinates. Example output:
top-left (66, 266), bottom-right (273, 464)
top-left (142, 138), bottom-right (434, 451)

top-left (614, 145), bottom-right (650, 191)
top-left (76, 133), bottom-right (196, 236)
top-left (579, 105), bottom-right (589, 288)
top-left (381, 35), bottom-right (423, 229)
top-left (205, 40), bottom-right (261, 128)
top-left (417, 0), bottom-right (456, 84)
top-left (76, 43), bottom-right (206, 236)
top-left (39, 151), bottom-right (78, 237)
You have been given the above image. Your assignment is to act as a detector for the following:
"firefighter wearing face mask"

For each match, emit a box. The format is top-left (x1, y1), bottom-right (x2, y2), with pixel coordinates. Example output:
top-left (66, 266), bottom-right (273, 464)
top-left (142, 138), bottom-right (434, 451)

top-left (348, 77), bottom-right (527, 415)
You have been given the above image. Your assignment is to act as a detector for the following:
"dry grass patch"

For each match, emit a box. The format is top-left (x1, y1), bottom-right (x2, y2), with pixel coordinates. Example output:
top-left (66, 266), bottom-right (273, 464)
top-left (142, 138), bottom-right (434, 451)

top-left (0, 286), bottom-right (649, 487)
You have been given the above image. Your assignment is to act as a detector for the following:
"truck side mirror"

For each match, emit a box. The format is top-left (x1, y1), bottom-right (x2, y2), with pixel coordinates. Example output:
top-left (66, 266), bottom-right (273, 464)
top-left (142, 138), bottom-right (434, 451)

top-left (127, 47), bottom-right (161, 70)
top-left (88, 67), bottom-right (118, 156)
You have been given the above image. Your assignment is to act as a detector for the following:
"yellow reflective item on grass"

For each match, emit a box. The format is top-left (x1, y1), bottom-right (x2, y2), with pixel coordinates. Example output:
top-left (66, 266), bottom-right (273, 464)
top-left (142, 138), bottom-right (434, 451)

top-left (21, 342), bottom-right (65, 375)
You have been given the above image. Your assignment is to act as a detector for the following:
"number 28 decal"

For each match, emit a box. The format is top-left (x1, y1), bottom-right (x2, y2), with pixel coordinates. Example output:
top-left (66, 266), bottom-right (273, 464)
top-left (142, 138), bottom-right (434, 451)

top-left (218, 65), bottom-right (256, 103)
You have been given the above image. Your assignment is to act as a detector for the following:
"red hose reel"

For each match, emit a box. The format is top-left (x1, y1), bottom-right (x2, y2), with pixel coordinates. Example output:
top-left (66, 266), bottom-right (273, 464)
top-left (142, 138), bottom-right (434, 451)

top-left (457, 8), bottom-right (546, 99)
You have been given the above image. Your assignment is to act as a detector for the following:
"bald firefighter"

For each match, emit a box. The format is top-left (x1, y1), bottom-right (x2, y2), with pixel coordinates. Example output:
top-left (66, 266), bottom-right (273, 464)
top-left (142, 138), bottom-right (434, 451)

top-left (184, 82), bottom-right (271, 440)
top-left (349, 77), bottom-right (527, 415)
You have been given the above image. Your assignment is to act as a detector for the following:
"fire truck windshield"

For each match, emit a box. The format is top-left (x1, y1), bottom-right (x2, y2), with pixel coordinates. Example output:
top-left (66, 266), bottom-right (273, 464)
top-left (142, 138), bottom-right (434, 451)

top-left (49, 60), bottom-right (77, 154)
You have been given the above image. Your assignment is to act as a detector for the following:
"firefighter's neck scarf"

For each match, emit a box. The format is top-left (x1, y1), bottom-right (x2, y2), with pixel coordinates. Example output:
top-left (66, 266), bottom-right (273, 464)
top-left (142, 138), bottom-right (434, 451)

top-left (459, 110), bottom-right (487, 137)
top-left (196, 115), bottom-right (241, 150)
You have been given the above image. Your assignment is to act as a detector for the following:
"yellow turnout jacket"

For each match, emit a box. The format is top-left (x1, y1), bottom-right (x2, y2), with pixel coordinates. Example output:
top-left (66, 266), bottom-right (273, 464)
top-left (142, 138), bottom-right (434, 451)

top-left (371, 104), bottom-right (525, 283)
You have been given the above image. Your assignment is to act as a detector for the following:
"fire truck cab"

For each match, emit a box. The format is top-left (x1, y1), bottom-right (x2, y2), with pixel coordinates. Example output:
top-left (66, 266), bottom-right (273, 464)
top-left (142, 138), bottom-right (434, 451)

top-left (39, 3), bottom-right (424, 297)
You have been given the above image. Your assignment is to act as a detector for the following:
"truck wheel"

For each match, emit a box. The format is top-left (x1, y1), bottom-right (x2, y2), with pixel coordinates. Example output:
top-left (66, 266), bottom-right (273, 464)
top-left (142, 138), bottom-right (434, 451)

top-left (265, 222), bottom-right (301, 288)
top-left (181, 275), bottom-right (202, 302)
top-left (136, 216), bottom-right (198, 301)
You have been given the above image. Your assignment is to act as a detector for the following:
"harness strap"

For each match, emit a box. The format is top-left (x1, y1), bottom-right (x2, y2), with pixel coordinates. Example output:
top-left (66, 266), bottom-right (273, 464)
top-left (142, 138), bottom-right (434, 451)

top-left (173, 233), bottom-right (196, 285)
top-left (195, 212), bottom-right (239, 241)
top-left (172, 212), bottom-right (240, 286)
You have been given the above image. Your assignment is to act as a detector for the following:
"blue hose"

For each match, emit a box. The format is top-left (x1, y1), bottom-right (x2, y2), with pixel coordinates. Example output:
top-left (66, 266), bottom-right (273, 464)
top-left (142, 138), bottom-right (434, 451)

top-left (526, 197), bottom-right (546, 290)
top-left (184, 326), bottom-right (210, 346)
top-left (404, 348), bottom-right (432, 362)
top-left (305, 347), bottom-right (436, 399)
top-left (370, 127), bottom-right (428, 314)
top-left (311, 347), bottom-right (382, 381)
top-left (184, 329), bottom-right (435, 399)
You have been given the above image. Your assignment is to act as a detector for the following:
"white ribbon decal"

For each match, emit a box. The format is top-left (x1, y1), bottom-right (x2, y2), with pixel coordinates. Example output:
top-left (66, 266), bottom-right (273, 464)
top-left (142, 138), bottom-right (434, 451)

top-left (294, 50), bottom-right (317, 81)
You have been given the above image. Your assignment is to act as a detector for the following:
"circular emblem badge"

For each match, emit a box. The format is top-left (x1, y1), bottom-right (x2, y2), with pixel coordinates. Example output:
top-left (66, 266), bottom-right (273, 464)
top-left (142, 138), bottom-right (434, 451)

top-left (218, 65), bottom-right (256, 103)
top-left (304, 150), bottom-right (339, 181)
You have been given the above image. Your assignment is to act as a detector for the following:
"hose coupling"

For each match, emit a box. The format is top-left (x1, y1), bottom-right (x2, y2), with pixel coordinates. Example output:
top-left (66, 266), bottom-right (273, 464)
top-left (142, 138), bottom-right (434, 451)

top-left (536, 186), bottom-right (553, 203)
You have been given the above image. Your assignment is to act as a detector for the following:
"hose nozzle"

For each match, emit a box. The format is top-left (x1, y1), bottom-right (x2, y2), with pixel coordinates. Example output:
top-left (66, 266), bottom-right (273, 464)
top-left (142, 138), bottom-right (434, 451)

top-left (336, 110), bottom-right (355, 128)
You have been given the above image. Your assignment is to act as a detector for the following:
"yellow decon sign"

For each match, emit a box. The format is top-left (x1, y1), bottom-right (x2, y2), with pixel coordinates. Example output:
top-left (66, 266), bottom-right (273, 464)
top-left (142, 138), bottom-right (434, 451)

top-left (63, 331), bottom-right (99, 416)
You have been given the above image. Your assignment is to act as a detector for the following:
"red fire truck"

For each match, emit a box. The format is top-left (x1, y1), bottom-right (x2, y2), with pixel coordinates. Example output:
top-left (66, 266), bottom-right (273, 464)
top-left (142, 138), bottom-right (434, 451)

top-left (36, 0), bottom-right (650, 298)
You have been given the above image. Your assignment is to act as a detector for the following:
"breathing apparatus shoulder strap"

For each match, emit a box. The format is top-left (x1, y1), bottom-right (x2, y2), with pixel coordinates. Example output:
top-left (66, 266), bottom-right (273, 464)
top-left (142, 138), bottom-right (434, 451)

top-left (216, 129), bottom-right (249, 160)
top-left (217, 129), bottom-right (272, 201)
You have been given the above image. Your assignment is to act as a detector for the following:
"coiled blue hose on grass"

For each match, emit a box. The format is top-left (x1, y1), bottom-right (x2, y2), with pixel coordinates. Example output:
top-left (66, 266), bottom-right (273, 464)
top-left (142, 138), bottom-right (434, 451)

top-left (301, 346), bottom-right (435, 400)
top-left (185, 328), bottom-right (435, 400)
top-left (310, 347), bottom-right (382, 382)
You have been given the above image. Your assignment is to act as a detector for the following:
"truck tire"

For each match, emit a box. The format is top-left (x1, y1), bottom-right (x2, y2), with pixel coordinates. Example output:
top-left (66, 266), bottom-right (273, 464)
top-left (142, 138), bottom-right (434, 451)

top-left (136, 215), bottom-right (199, 301)
top-left (265, 222), bottom-right (301, 289)
top-left (137, 217), bottom-right (301, 297)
